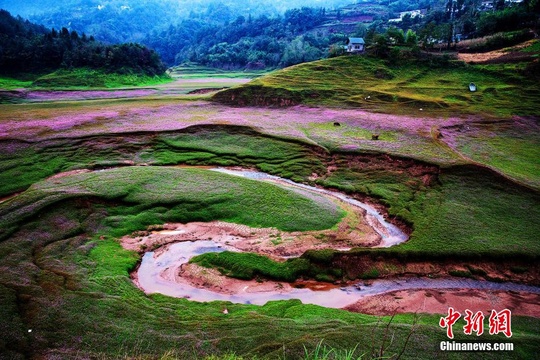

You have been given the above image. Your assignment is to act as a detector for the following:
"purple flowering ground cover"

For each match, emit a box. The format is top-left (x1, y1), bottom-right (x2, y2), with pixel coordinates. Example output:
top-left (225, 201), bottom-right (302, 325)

top-left (0, 98), bottom-right (467, 162)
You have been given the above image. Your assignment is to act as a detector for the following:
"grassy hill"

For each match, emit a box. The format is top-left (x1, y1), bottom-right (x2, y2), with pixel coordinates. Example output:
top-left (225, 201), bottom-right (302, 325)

top-left (1, 160), bottom-right (539, 359)
top-left (29, 68), bottom-right (172, 89)
top-left (212, 49), bottom-right (540, 118)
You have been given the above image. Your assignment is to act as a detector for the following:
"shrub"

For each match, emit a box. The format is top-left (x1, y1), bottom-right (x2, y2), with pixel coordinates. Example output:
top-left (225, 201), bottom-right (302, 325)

top-left (448, 270), bottom-right (473, 278)
top-left (359, 268), bottom-right (380, 279)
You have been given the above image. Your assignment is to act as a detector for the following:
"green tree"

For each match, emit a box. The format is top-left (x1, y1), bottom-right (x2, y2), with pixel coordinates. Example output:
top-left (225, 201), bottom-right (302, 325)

top-left (354, 23), bottom-right (367, 38)
top-left (369, 34), bottom-right (390, 57)
top-left (405, 29), bottom-right (418, 47)
top-left (386, 26), bottom-right (405, 45)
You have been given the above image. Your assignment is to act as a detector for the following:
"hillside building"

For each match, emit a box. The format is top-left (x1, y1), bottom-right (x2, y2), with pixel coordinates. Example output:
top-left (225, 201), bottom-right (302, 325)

top-left (346, 37), bottom-right (365, 53)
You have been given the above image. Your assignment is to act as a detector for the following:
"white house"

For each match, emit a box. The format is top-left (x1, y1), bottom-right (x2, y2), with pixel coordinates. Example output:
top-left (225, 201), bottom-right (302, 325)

top-left (389, 9), bottom-right (426, 23)
top-left (347, 37), bottom-right (365, 53)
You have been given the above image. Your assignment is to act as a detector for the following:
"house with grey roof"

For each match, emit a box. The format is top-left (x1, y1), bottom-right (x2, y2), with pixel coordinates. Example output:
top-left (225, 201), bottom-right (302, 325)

top-left (346, 37), bottom-right (365, 53)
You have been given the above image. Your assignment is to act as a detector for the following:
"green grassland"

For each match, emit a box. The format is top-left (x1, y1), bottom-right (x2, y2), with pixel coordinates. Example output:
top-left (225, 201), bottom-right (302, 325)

top-left (1, 53), bottom-right (540, 359)
top-left (1, 127), bottom-right (538, 258)
top-left (0, 154), bottom-right (538, 358)
top-left (316, 162), bottom-right (540, 258)
top-left (0, 76), bottom-right (34, 90)
top-left (0, 68), bottom-right (172, 90)
top-left (193, 164), bottom-right (540, 283)
top-left (0, 127), bottom-right (325, 197)
top-left (0, 166), bottom-right (344, 240)
top-left (190, 251), bottom-right (342, 282)
top-left (1, 167), bottom-right (539, 359)
top-left (212, 55), bottom-right (540, 118)
top-left (169, 64), bottom-right (268, 79)
top-left (450, 124), bottom-right (540, 189)
top-left (298, 121), bottom-right (465, 166)
top-left (32, 68), bottom-right (173, 89)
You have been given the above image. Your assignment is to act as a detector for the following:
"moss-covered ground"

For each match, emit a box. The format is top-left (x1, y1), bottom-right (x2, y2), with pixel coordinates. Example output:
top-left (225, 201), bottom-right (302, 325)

top-left (2, 186), bottom-right (538, 359)
top-left (0, 166), bottom-right (344, 240)
top-left (0, 126), bottom-right (538, 358)
top-left (0, 128), bottom-right (325, 197)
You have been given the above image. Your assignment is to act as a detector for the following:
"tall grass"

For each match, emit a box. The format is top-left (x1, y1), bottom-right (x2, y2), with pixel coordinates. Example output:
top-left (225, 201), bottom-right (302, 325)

top-left (303, 340), bottom-right (364, 360)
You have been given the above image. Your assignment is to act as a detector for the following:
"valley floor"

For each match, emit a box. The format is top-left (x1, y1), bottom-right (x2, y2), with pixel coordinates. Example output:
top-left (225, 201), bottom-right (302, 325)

top-left (0, 76), bottom-right (539, 359)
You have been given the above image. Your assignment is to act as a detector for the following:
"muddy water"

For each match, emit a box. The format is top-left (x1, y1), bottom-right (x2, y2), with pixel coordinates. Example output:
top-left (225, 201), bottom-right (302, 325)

top-left (138, 240), bottom-right (361, 307)
top-left (211, 168), bottom-right (408, 247)
top-left (138, 239), bottom-right (540, 308)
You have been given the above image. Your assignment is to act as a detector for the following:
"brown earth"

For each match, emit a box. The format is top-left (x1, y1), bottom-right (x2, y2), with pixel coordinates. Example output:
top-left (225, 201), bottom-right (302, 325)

top-left (122, 215), bottom-right (376, 299)
top-left (345, 288), bottom-right (540, 317)
top-left (121, 200), bottom-right (381, 260)
top-left (333, 253), bottom-right (540, 286)
top-left (122, 216), bottom-right (540, 318)
top-left (457, 40), bottom-right (537, 64)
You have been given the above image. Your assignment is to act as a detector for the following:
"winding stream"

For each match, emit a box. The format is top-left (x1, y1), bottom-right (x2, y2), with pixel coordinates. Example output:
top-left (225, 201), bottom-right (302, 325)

top-left (211, 168), bottom-right (408, 247)
top-left (135, 167), bottom-right (540, 308)
top-left (138, 239), bottom-right (540, 308)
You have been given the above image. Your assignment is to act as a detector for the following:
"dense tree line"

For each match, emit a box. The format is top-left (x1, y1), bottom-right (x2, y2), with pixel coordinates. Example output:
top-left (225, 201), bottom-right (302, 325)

top-left (143, 0), bottom-right (539, 69)
top-left (6, 0), bottom-right (355, 45)
top-left (2, 0), bottom-right (539, 73)
top-left (144, 7), bottom-right (347, 68)
top-left (394, 0), bottom-right (540, 49)
top-left (0, 10), bottom-right (166, 75)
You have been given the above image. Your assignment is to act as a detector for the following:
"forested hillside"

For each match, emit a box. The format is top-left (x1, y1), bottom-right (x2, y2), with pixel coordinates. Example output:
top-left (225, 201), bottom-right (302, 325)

top-left (1, 0), bottom-right (539, 71)
top-left (145, 8), bottom-right (335, 68)
top-left (0, 0), bottom-right (354, 44)
top-left (0, 10), bottom-right (165, 75)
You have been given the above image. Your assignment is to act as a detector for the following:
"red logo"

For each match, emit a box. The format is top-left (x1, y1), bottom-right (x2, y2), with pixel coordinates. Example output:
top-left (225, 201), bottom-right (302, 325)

top-left (439, 307), bottom-right (461, 339)
top-left (463, 310), bottom-right (485, 336)
top-left (439, 308), bottom-right (512, 339)
top-left (489, 309), bottom-right (512, 338)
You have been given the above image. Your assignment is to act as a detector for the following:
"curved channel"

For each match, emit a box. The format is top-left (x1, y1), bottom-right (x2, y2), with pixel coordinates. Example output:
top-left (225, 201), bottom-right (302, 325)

top-left (137, 239), bottom-right (540, 308)
top-left (133, 167), bottom-right (540, 307)
top-left (210, 168), bottom-right (408, 247)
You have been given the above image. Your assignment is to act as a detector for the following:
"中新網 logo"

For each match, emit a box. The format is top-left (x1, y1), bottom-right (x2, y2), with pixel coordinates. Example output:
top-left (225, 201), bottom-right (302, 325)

top-left (439, 308), bottom-right (512, 339)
